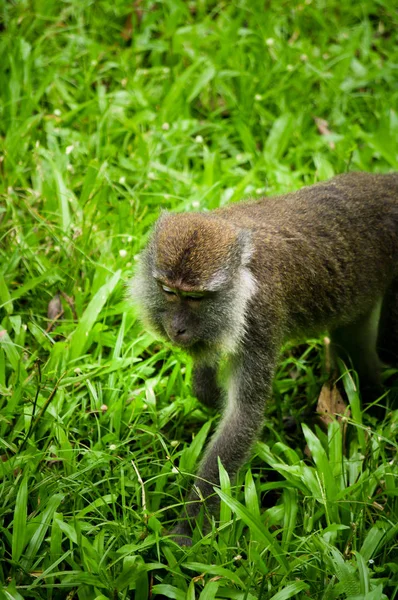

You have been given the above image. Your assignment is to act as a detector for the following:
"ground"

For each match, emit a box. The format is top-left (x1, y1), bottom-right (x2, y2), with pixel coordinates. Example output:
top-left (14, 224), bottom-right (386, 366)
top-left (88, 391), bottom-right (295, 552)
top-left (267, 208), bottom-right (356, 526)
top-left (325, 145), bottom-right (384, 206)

top-left (0, 1), bottom-right (397, 599)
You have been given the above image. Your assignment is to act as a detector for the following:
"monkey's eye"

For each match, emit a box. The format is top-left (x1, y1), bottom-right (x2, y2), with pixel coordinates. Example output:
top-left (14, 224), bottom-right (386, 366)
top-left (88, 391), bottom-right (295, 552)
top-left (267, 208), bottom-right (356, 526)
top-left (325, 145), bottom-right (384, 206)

top-left (162, 285), bottom-right (177, 296)
top-left (185, 294), bottom-right (204, 301)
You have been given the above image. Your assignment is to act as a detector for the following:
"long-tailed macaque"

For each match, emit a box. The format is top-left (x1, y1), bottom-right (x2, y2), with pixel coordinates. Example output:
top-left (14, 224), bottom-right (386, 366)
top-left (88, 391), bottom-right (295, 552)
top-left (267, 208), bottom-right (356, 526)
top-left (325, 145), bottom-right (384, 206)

top-left (131, 172), bottom-right (398, 543)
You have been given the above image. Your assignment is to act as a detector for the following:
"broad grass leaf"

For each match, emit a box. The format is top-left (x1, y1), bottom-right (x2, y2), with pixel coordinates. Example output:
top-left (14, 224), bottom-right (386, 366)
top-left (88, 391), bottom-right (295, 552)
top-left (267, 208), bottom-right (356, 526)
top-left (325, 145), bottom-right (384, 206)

top-left (354, 551), bottom-right (371, 595)
top-left (162, 546), bottom-right (187, 592)
top-left (329, 547), bottom-right (360, 597)
top-left (281, 487), bottom-right (298, 548)
top-left (186, 580), bottom-right (195, 600)
top-left (188, 62), bottom-right (216, 103)
top-left (184, 563), bottom-right (244, 587)
top-left (79, 160), bottom-right (104, 205)
top-left (264, 113), bottom-right (295, 160)
top-left (9, 273), bottom-right (59, 304)
top-left (12, 474), bottom-right (28, 562)
top-left (244, 469), bottom-right (260, 519)
top-left (135, 570), bottom-right (149, 599)
top-left (341, 366), bottom-right (366, 453)
top-left (151, 584), bottom-right (185, 600)
top-left (0, 330), bottom-right (26, 378)
top-left (219, 458), bottom-right (231, 524)
top-left (21, 493), bottom-right (64, 569)
top-left (302, 423), bottom-right (337, 503)
top-left (268, 581), bottom-right (309, 600)
top-left (199, 580), bottom-right (219, 600)
top-left (346, 585), bottom-right (387, 600)
top-left (359, 521), bottom-right (389, 562)
top-left (0, 273), bottom-right (13, 314)
top-left (114, 556), bottom-right (146, 591)
top-left (50, 513), bottom-right (63, 563)
top-left (313, 153), bottom-right (335, 180)
top-left (215, 489), bottom-right (288, 573)
top-left (69, 270), bottom-right (121, 361)
top-left (179, 421), bottom-right (212, 475)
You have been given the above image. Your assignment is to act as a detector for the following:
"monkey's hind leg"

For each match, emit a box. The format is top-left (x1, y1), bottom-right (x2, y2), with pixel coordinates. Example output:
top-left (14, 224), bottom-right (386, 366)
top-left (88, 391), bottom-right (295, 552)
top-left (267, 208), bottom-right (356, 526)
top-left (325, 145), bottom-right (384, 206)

top-left (330, 305), bottom-right (383, 407)
top-left (377, 278), bottom-right (398, 411)
top-left (377, 278), bottom-right (398, 368)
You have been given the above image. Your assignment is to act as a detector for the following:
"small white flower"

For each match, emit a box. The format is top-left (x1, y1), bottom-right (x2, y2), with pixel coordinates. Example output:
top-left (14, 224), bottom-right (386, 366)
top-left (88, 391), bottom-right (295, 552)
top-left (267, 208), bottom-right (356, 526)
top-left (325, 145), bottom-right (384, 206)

top-left (369, 559), bottom-right (374, 564)
top-left (74, 367), bottom-right (82, 375)
top-left (266, 38), bottom-right (274, 46)
top-left (127, 236), bottom-right (133, 242)
top-left (236, 153), bottom-right (243, 161)
top-left (255, 94), bottom-right (262, 101)
top-left (192, 200), bottom-right (200, 208)
top-left (171, 466), bottom-right (179, 474)
top-left (300, 54), bottom-right (308, 62)
top-left (100, 404), bottom-right (108, 412)
top-left (54, 109), bottom-right (61, 116)
top-left (170, 440), bottom-right (179, 447)
top-left (119, 176), bottom-right (126, 184)
top-left (195, 135), bottom-right (204, 143)
top-left (148, 172), bottom-right (155, 180)
top-left (109, 444), bottom-right (117, 451)
top-left (119, 249), bottom-right (127, 258)
top-left (65, 145), bottom-right (74, 155)
top-left (162, 122), bottom-right (170, 130)
top-left (142, 403), bottom-right (148, 410)
top-left (287, 64), bottom-right (294, 72)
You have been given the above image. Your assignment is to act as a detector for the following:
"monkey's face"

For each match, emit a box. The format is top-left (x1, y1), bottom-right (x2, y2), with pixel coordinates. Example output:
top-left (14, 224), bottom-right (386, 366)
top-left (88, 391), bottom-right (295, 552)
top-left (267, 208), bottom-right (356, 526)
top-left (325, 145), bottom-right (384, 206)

top-left (132, 269), bottom-right (240, 355)
top-left (130, 212), bottom-right (256, 356)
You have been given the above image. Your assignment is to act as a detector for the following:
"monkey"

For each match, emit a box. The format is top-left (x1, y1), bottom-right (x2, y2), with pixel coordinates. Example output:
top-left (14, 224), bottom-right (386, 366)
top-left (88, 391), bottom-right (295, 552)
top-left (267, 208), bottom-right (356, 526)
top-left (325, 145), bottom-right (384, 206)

top-left (130, 172), bottom-right (398, 544)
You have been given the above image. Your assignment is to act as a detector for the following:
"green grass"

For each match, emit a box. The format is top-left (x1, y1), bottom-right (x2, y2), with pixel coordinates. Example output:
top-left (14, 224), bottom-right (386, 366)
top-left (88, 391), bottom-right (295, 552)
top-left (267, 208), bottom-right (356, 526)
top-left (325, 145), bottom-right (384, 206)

top-left (0, 0), bottom-right (398, 598)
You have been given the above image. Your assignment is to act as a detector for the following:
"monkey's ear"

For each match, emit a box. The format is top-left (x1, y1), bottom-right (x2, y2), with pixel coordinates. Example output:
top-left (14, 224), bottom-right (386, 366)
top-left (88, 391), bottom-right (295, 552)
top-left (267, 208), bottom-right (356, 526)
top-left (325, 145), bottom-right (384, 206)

top-left (237, 229), bottom-right (253, 266)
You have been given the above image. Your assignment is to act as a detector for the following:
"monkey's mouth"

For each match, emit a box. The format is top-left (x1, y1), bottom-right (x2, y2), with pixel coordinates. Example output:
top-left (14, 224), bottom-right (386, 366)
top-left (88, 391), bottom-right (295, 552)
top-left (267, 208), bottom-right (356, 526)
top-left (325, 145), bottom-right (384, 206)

top-left (168, 335), bottom-right (196, 348)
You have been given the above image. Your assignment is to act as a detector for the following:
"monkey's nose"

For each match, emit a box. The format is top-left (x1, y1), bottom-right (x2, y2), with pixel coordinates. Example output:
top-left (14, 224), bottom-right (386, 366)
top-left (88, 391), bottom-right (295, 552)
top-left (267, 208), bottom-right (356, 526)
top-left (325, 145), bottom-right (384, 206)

top-left (172, 327), bottom-right (192, 346)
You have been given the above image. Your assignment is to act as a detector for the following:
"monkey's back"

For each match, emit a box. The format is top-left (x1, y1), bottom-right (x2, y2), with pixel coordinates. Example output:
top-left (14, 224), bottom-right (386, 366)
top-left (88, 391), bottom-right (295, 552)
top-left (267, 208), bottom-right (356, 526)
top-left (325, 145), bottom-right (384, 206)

top-left (217, 172), bottom-right (398, 335)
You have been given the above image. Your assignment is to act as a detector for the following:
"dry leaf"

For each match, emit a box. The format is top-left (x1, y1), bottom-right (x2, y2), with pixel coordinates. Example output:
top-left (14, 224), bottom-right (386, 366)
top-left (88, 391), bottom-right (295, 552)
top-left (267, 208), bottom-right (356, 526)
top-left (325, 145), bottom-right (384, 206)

top-left (313, 116), bottom-right (335, 149)
top-left (47, 293), bottom-right (62, 320)
top-left (46, 293), bottom-right (64, 332)
top-left (316, 383), bottom-right (350, 427)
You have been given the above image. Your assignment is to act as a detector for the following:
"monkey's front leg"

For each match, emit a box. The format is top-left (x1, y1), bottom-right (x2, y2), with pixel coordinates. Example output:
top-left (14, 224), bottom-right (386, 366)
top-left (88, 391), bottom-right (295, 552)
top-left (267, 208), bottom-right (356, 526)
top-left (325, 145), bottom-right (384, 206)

top-left (192, 362), bottom-right (223, 410)
top-left (173, 350), bottom-right (275, 544)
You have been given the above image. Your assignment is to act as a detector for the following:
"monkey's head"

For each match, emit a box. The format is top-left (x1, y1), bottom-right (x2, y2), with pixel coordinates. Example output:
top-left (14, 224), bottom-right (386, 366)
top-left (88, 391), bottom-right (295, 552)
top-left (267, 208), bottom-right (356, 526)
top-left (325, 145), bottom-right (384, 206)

top-left (130, 212), bottom-right (256, 356)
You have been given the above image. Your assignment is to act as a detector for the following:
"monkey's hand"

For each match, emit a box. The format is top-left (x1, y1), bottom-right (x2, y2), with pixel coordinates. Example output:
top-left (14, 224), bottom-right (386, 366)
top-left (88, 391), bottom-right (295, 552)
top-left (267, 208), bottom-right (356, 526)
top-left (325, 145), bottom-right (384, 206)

top-left (192, 363), bottom-right (223, 410)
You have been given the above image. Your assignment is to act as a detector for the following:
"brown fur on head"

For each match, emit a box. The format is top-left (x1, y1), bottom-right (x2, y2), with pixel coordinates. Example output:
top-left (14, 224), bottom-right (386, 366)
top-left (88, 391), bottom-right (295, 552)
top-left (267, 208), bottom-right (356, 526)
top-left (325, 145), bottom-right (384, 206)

top-left (153, 212), bottom-right (251, 291)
